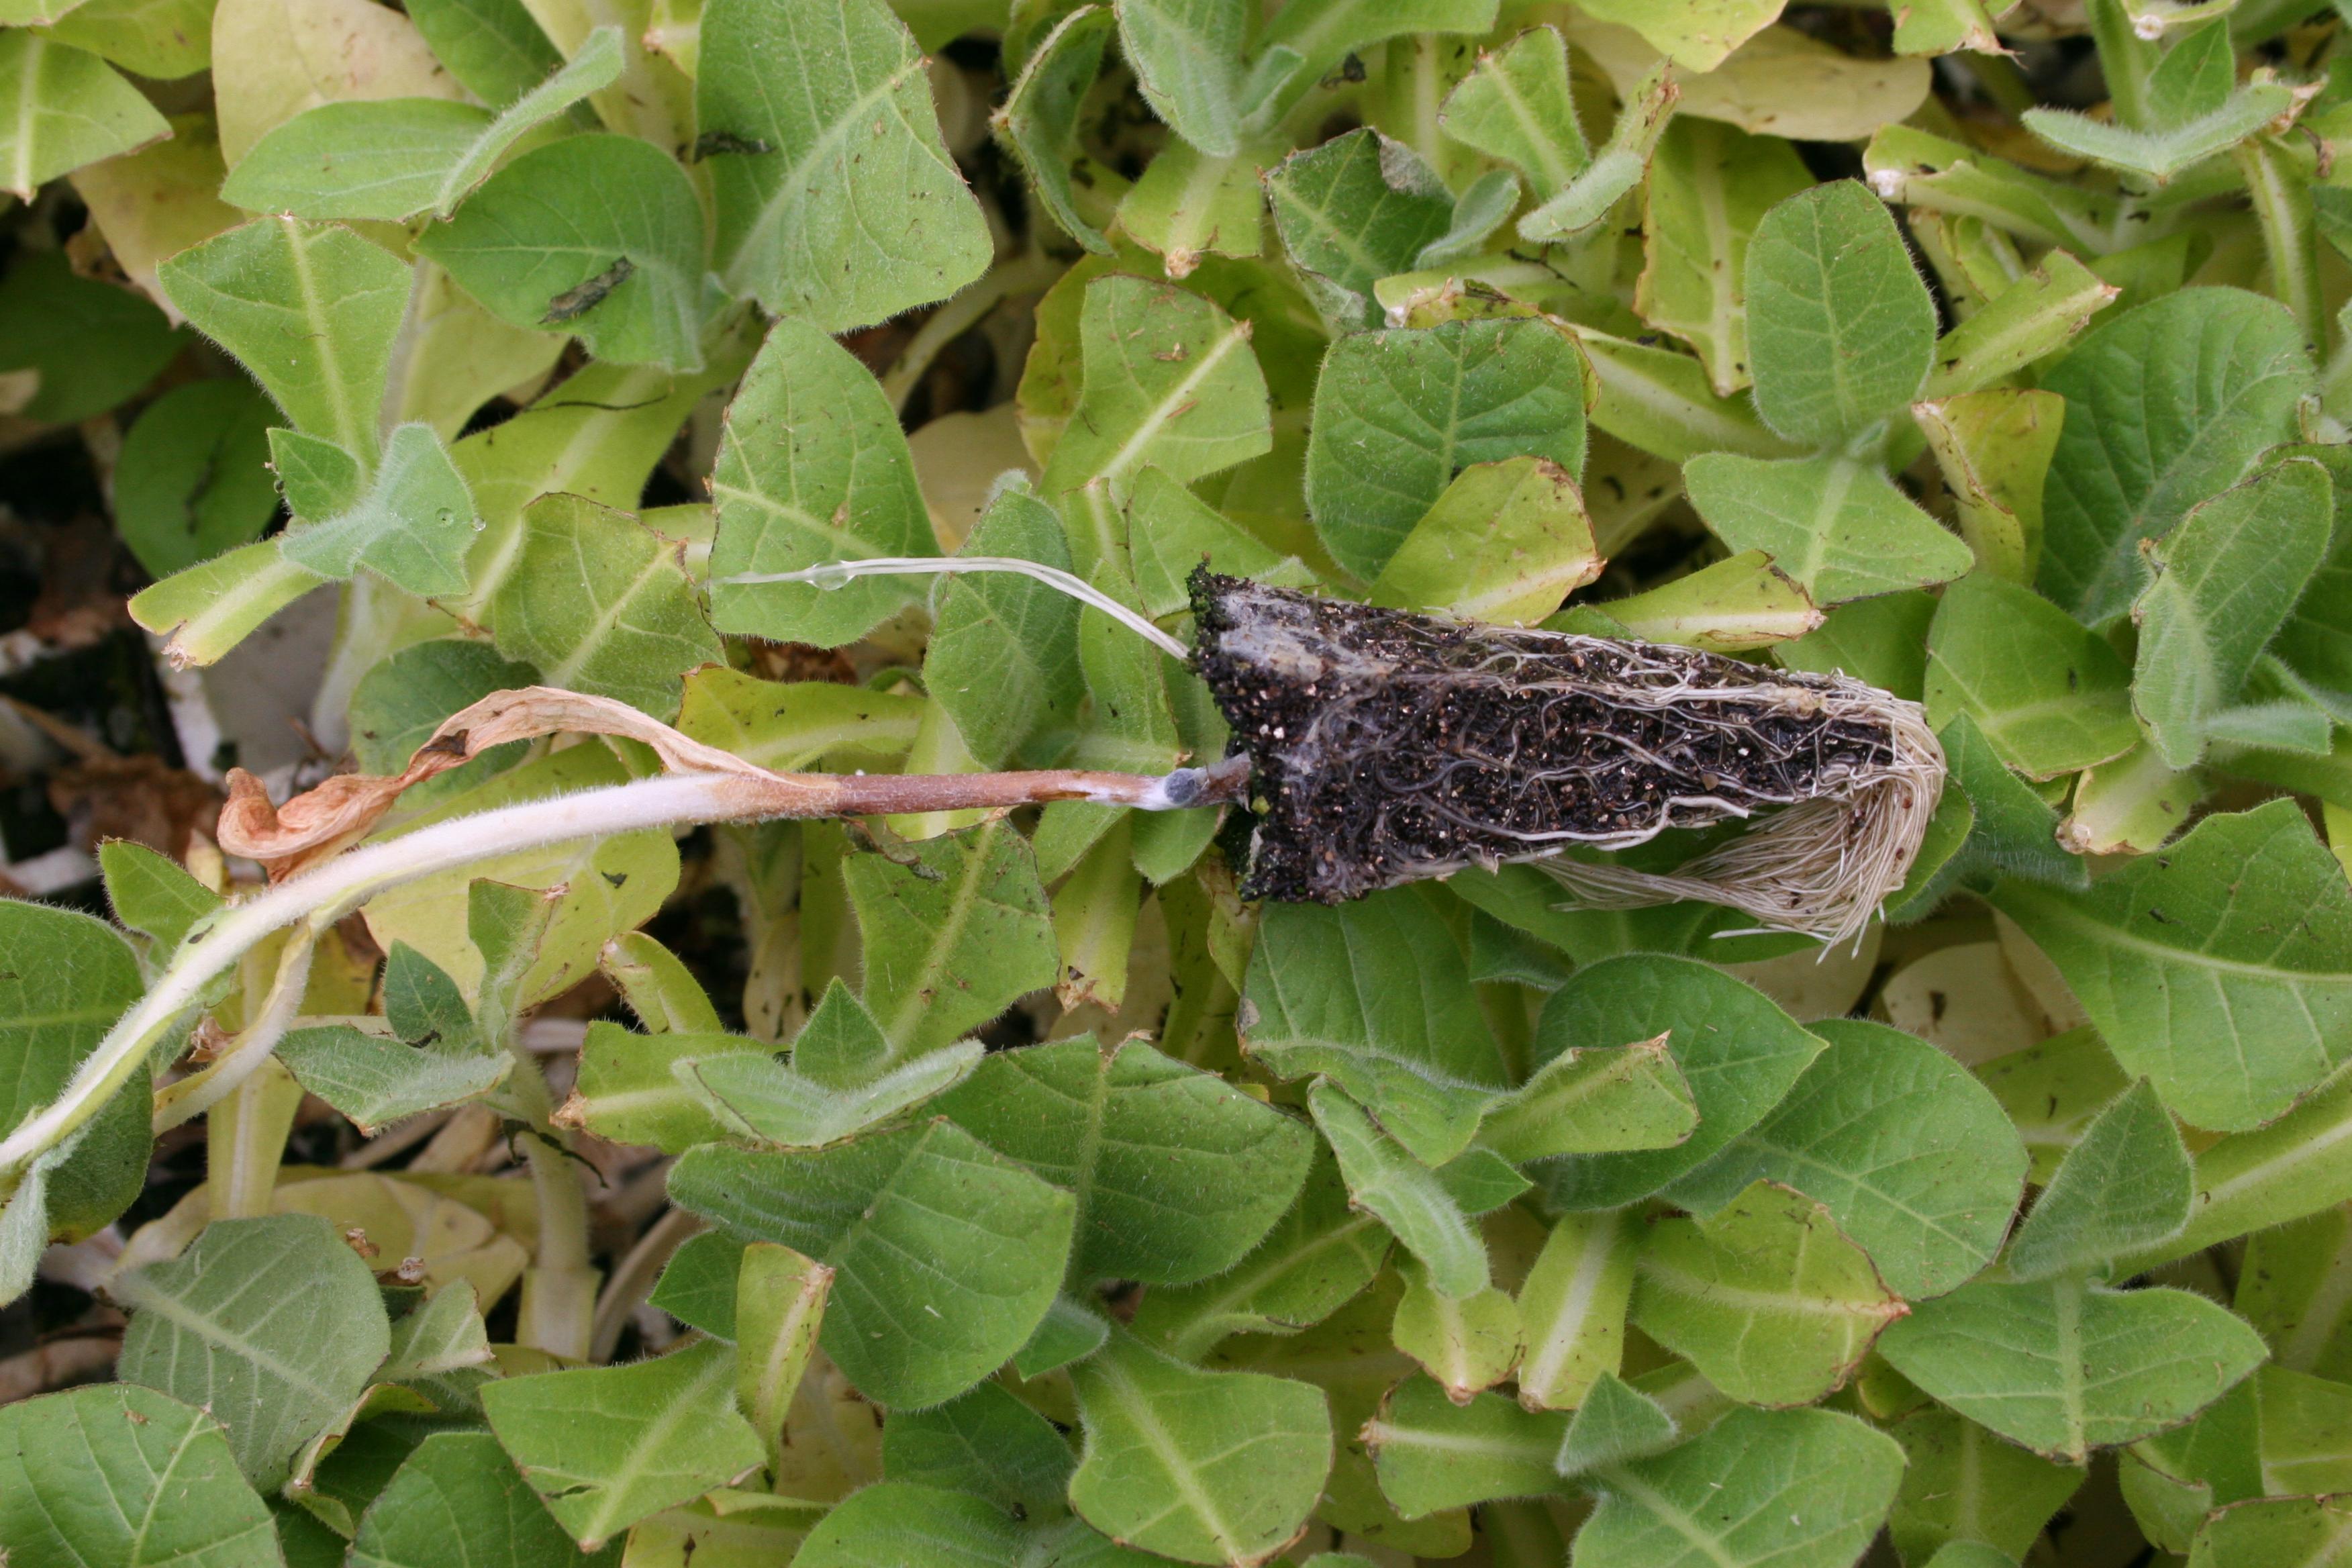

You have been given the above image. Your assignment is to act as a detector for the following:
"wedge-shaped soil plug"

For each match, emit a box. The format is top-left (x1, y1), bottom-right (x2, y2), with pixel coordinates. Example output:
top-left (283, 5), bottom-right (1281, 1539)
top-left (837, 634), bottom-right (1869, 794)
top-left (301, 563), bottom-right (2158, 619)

top-left (1188, 569), bottom-right (1945, 945)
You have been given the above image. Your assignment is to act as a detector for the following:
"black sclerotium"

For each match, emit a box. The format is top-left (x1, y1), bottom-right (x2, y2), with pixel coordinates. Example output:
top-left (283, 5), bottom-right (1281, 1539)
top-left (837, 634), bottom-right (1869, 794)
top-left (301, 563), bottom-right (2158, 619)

top-left (1188, 569), bottom-right (1906, 903)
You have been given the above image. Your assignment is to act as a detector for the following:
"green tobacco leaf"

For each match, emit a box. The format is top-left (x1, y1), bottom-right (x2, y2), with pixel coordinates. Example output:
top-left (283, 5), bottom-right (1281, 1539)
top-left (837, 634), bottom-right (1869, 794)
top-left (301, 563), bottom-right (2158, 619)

top-left (1914, 389), bottom-right (2063, 587)
top-left (0, 899), bottom-right (147, 1242)
top-left (2272, 444), bottom-right (2352, 716)
top-left (0, 1384), bottom-right (280, 1568)
top-left (280, 996), bottom-right (512, 1136)
top-left (1037, 275), bottom-right (1271, 565)
top-left (222, 28), bottom-right (622, 220)
top-left (39, 0), bottom-right (215, 80)
top-left (1924, 571), bottom-right (2140, 779)
top-left (2037, 287), bottom-right (2313, 625)
top-left (677, 994), bottom-right (983, 1148)
top-left (1573, 1406), bottom-right (1905, 1568)
top-left (1557, 550), bottom-right (1821, 652)
top-left (2132, 456), bottom-right (2333, 767)
top-left (1365, 1376), bottom-right (1565, 1517)
top-left (348, 638), bottom-right (538, 778)
top-left (100, 840), bottom-right (222, 957)
top-left (1069, 1329), bottom-right (1332, 1565)
top-left (2008, 1079), bottom-right (2191, 1281)
top-left (1240, 893), bottom-right (1508, 1167)
top-left (2021, 84), bottom-right (2292, 182)
top-left (1309, 1082), bottom-right (1489, 1299)
top-left (1476, 1034), bottom-right (1697, 1163)
top-left (936, 1034), bottom-right (1314, 1287)
top-left (1685, 451), bottom-right (1973, 606)
top-left (572, 1023), bottom-right (737, 1155)
top-left (1890, 1408), bottom-right (2084, 1565)
top-left (736, 1242), bottom-right (830, 1481)
top-left (1369, 456), bottom-right (1602, 626)
top-left (1516, 1210), bottom-right (1640, 1412)
top-left (1116, 140), bottom-right (1270, 277)
top-left (701, 0), bottom-right (990, 329)
top-left (274, 422), bottom-right (481, 595)
top-left (126, 542), bottom-right (326, 669)
top-left (1129, 1149), bottom-right (1391, 1360)
top-left (1515, 64), bottom-right (1673, 245)
top-left (1529, 955), bottom-right (1825, 1212)
top-left (1553, 1372), bottom-right (1679, 1477)
top-left (1568, 321), bottom-right (1795, 464)
top-left (1264, 129), bottom-right (1453, 323)
top-left (669, 1121), bottom-right (1075, 1407)
top-left (1128, 464), bottom-right (1306, 616)
top-left (677, 666), bottom-right (924, 772)
top-left (1305, 317), bottom-right (1588, 583)
top-left (419, 132), bottom-right (712, 373)
top-left (996, 5), bottom-right (1116, 252)
top-left (361, 748), bottom-right (679, 1006)
top-left (486, 493), bottom-right (720, 718)
top-left (885, 1379), bottom-right (1075, 1519)
top-left (1667, 1018), bottom-right (2026, 1300)
top-left (1392, 1258), bottom-right (1522, 1402)
top-left (112, 379), bottom-right (279, 579)
top-left (1744, 180), bottom-right (1935, 447)
top-left (1637, 116), bottom-right (1812, 395)
top-left (1924, 252), bottom-right (2116, 401)
top-left (925, 484), bottom-right (1084, 767)
top-left (404, 0), bottom-right (561, 105)
top-left (0, 251), bottom-right (183, 428)
top-left (351, 1430), bottom-right (619, 1567)
top-left (1114, 0), bottom-right (1249, 156)
top-left (2190, 1496), bottom-right (2352, 1568)
top-left (845, 818), bottom-right (1058, 1061)
top-left (159, 217), bottom-right (411, 462)
top-left (1438, 24), bottom-right (1586, 194)
top-left (707, 317), bottom-right (935, 646)
top-left (1777, 588), bottom-right (1932, 698)
top-left (1630, 1181), bottom-right (1904, 1407)
top-left (376, 1280), bottom-right (493, 1413)
top-left (481, 1338), bottom-right (763, 1549)
top-left (0, 32), bottom-right (168, 197)
top-left (648, 1231), bottom-right (744, 1339)
top-left (1877, 1275), bottom-right (2267, 1463)
top-left (794, 1483), bottom-right (1086, 1568)
top-left (1573, 0), bottom-right (1781, 72)
top-left (115, 1214), bottom-right (391, 1491)
top-left (1988, 799), bottom-right (2352, 1132)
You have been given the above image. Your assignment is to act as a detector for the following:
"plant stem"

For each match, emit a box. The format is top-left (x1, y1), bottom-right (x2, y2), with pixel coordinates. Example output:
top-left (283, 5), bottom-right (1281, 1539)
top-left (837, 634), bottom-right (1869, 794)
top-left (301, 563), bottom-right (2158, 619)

top-left (0, 762), bottom-right (1245, 1189)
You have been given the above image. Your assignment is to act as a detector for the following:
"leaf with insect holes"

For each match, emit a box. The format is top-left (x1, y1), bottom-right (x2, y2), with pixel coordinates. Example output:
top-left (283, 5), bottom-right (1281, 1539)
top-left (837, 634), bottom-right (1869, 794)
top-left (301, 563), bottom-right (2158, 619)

top-left (699, 0), bottom-right (990, 330)
top-left (669, 1121), bottom-right (1075, 1408)
top-left (221, 28), bottom-right (623, 221)
top-left (1068, 1329), bottom-right (1332, 1565)
top-left (1306, 317), bottom-right (1589, 583)
top-left (937, 1034), bottom-right (1314, 1287)
top-left (480, 1338), bottom-right (763, 1549)
top-left (418, 132), bottom-right (714, 373)
top-left (158, 217), bottom-right (411, 462)
top-left (0, 1385), bottom-right (280, 1568)
top-left (707, 317), bottom-right (936, 648)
